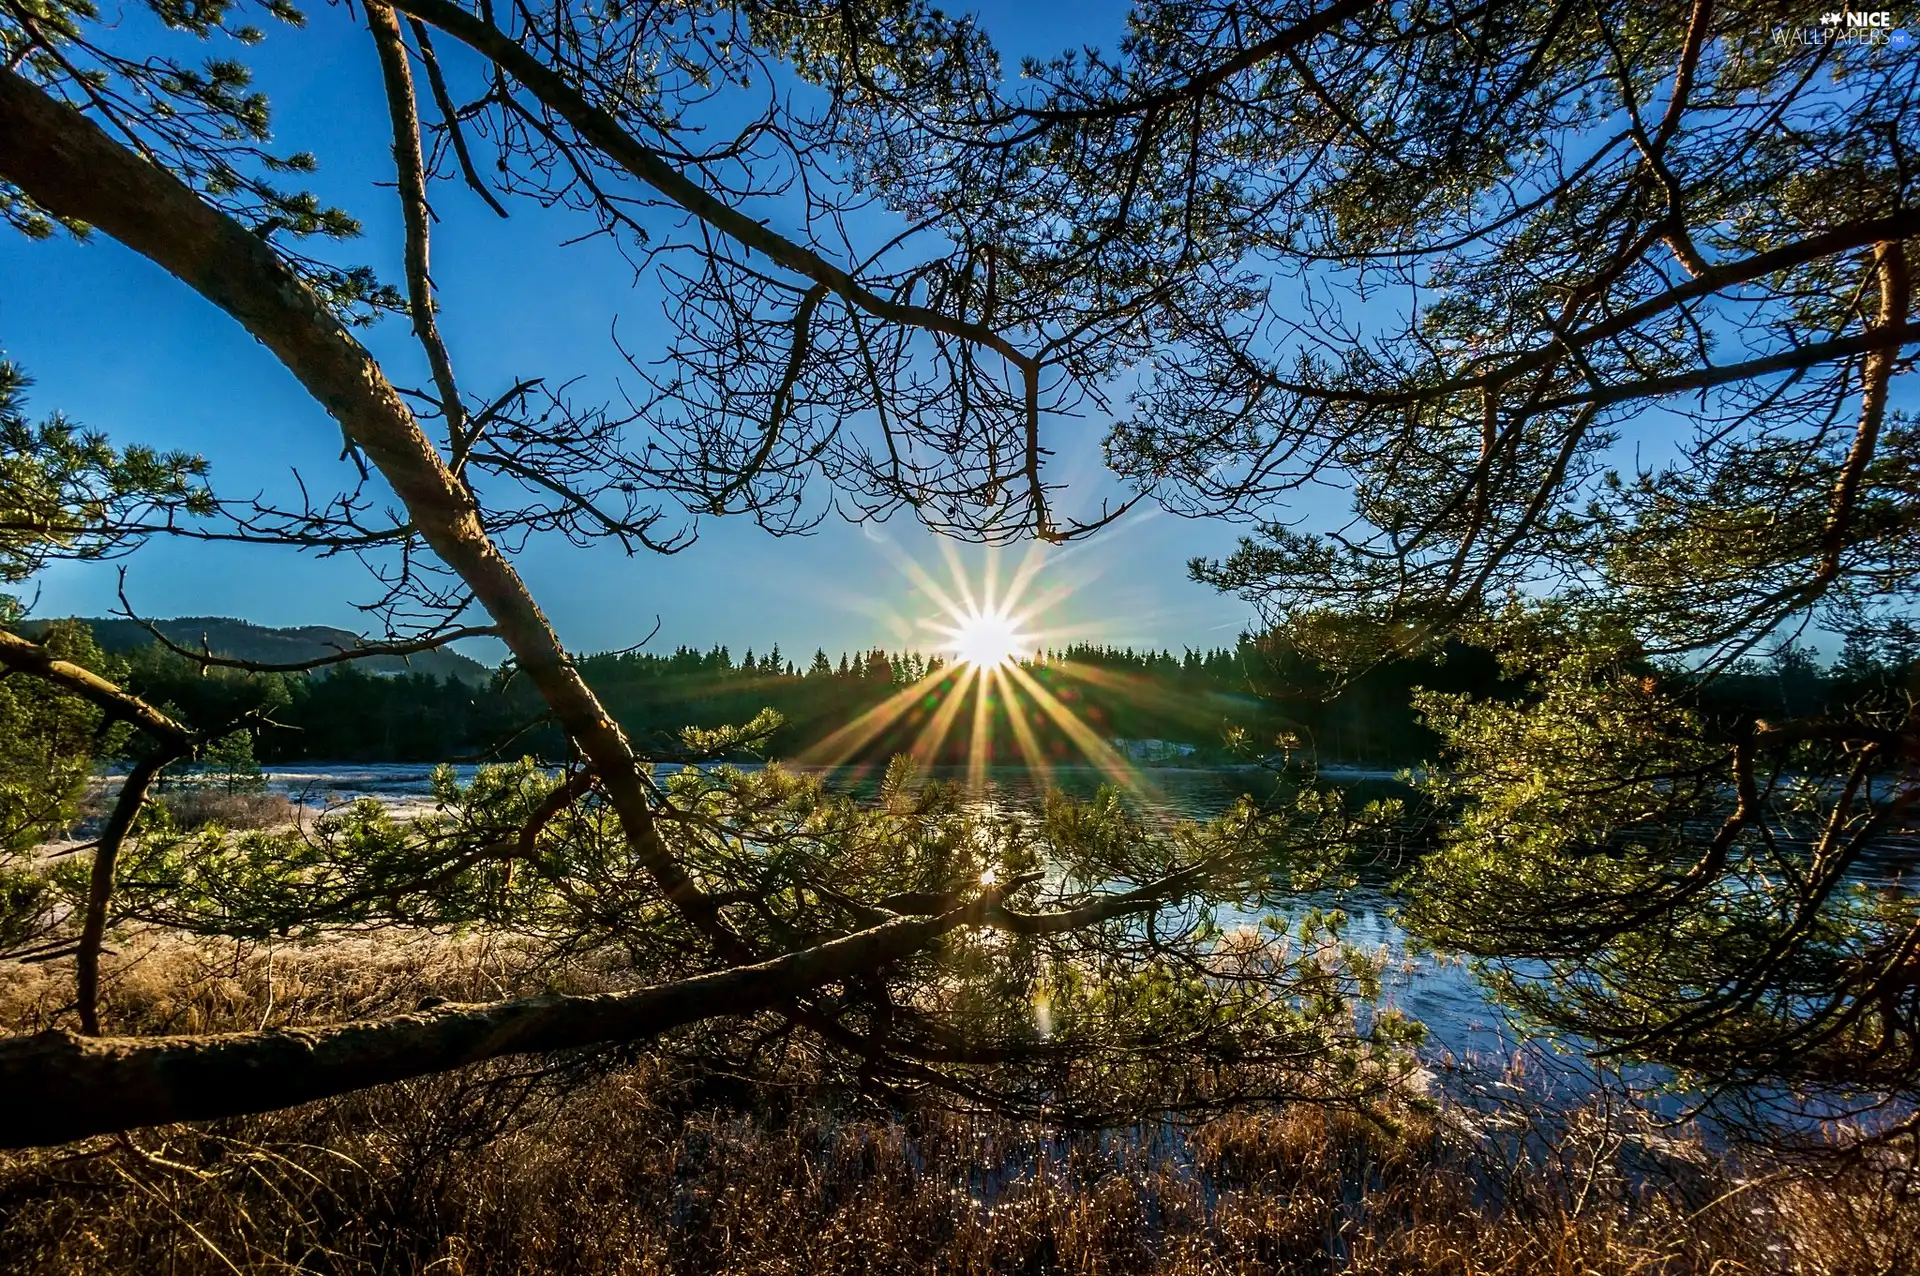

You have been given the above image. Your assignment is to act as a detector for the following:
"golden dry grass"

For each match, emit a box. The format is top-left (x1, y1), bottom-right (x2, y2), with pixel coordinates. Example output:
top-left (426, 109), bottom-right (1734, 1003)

top-left (1, 936), bottom-right (1912, 1275)
top-left (155, 789), bottom-right (302, 832)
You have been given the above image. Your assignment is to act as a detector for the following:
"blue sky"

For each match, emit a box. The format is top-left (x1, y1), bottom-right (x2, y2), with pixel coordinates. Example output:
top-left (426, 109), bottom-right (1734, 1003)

top-left (0, 1), bottom-right (1295, 662)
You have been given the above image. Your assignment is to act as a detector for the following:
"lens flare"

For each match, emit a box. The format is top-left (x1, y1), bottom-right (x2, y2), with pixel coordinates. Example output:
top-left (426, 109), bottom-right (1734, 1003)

top-left (799, 543), bottom-right (1162, 795)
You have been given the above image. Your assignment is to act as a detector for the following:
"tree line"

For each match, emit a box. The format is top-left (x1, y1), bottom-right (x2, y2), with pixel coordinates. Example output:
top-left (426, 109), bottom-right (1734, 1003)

top-left (33, 621), bottom-right (1918, 779)
top-left (97, 632), bottom-right (1283, 764)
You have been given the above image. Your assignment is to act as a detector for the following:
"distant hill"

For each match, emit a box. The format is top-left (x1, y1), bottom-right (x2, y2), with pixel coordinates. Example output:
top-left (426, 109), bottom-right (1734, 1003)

top-left (22, 616), bottom-right (494, 686)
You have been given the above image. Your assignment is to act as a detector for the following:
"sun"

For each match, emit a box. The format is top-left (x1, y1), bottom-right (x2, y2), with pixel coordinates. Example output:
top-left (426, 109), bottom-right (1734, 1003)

top-left (799, 542), bottom-right (1149, 795)
top-left (942, 607), bottom-right (1032, 670)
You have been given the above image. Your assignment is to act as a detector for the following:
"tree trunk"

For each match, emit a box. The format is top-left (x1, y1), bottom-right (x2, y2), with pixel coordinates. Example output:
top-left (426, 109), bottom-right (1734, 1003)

top-left (0, 66), bottom-right (704, 919)
top-left (0, 909), bottom-right (968, 1148)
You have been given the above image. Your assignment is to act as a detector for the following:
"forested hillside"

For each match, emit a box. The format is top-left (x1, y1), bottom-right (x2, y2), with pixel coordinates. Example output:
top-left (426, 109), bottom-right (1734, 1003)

top-left (19, 616), bottom-right (490, 684)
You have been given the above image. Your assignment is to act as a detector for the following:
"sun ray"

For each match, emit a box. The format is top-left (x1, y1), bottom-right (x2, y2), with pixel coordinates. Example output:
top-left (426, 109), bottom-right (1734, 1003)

top-left (937, 538), bottom-right (983, 617)
top-left (1045, 659), bottom-right (1236, 740)
top-left (808, 542), bottom-right (1154, 788)
top-left (910, 662), bottom-right (977, 767)
top-left (895, 551), bottom-right (972, 625)
top-left (935, 605), bottom-right (1033, 670)
top-left (1002, 539), bottom-right (1052, 616)
top-left (1004, 577), bottom-right (1078, 633)
top-left (966, 664), bottom-right (997, 791)
top-left (1000, 677), bottom-right (1054, 792)
top-left (1001, 661), bottom-right (1145, 792)
top-left (800, 665), bottom-right (950, 767)
top-left (1049, 658), bottom-right (1202, 703)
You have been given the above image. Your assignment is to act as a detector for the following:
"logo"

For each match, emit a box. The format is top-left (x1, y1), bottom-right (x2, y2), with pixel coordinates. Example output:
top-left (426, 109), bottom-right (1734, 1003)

top-left (1774, 8), bottom-right (1908, 45)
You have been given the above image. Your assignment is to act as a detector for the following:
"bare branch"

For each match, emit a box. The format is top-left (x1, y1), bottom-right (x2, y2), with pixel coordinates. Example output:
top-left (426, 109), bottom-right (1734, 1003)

top-left (404, 15), bottom-right (509, 219)
top-left (388, 0), bottom-right (1040, 374)
top-left (369, 2), bottom-right (470, 460)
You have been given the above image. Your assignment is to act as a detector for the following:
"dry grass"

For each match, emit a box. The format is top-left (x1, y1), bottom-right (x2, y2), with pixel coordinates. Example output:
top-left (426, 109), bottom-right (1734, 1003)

top-left (0, 928), bottom-right (613, 1036)
top-left (73, 780), bottom-right (299, 835)
top-left (155, 788), bottom-right (300, 832)
top-left (1, 937), bottom-right (1913, 1275)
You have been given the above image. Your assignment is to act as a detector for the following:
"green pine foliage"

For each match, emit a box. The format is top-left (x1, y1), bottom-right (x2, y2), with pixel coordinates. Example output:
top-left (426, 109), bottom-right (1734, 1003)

top-left (0, 618), bottom-right (118, 853)
top-left (0, 362), bottom-right (212, 583)
top-left (101, 753), bottom-right (1418, 1122)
